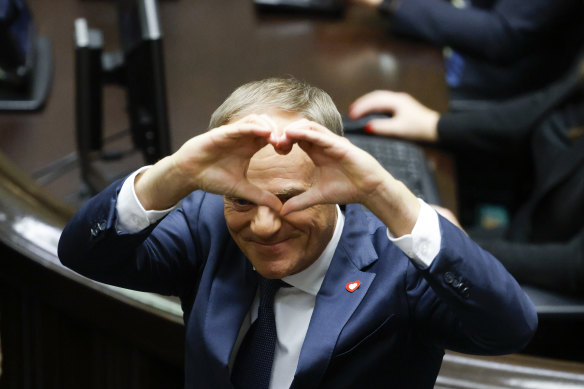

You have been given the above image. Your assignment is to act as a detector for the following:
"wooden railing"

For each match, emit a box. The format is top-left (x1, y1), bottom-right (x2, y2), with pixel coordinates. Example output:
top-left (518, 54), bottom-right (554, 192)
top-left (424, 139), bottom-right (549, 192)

top-left (0, 153), bottom-right (184, 388)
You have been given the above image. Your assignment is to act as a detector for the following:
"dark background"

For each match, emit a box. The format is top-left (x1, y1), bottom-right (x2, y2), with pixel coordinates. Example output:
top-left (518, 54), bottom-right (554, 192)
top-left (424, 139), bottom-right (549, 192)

top-left (0, 0), bottom-right (451, 209)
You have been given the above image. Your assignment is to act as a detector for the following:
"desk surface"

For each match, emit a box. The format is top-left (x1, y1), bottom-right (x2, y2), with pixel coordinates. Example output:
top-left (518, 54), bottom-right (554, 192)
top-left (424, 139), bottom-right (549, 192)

top-left (0, 0), bottom-right (452, 208)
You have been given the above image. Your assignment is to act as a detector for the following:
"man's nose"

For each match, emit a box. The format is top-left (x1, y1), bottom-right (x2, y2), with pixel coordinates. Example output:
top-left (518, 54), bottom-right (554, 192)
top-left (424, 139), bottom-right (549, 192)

top-left (250, 205), bottom-right (282, 239)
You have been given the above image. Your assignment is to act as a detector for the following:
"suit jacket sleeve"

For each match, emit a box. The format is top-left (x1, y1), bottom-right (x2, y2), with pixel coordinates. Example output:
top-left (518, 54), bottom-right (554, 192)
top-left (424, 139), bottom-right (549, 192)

top-left (437, 64), bottom-right (582, 156)
top-left (57, 177), bottom-right (215, 297)
top-left (474, 228), bottom-right (584, 295)
top-left (381, 0), bottom-right (580, 64)
top-left (406, 217), bottom-right (538, 354)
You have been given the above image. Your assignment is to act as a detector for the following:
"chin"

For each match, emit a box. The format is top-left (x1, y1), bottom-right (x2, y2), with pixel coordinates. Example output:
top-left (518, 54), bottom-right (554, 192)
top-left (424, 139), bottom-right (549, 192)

top-left (254, 266), bottom-right (290, 280)
top-left (251, 259), bottom-right (295, 280)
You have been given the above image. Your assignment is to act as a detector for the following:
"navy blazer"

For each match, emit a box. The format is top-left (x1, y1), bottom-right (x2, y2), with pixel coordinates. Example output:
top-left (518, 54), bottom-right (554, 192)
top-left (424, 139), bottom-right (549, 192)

top-left (58, 180), bottom-right (537, 388)
top-left (382, 0), bottom-right (584, 100)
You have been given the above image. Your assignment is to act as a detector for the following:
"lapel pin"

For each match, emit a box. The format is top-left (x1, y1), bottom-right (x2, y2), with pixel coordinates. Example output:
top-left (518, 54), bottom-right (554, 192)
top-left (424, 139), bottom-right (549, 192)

top-left (346, 280), bottom-right (361, 293)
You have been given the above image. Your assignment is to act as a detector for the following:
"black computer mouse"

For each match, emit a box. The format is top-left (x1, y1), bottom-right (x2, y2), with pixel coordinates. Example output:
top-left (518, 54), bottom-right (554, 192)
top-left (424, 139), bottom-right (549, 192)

top-left (342, 113), bottom-right (392, 133)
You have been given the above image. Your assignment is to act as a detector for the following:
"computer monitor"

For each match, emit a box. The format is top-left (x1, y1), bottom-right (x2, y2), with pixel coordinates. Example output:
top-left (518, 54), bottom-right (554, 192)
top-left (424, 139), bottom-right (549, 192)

top-left (0, 0), bottom-right (52, 111)
top-left (74, 0), bottom-right (171, 195)
top-left (117, 0), bottom-right (171, 165)
top-left (0, 0), bottom-right (34, 85)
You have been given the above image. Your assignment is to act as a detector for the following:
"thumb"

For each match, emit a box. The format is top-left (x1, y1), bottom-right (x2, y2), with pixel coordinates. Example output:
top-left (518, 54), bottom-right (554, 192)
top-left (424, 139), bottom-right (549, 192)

top-left (235, 181), bottom-right (283, 212)
top-left (280, 190), bottom-right (322, 216)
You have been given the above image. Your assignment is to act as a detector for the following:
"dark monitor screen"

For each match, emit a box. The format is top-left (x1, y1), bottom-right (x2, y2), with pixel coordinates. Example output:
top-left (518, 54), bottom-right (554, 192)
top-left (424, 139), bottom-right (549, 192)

top-left (117, 0), bottom-right (171, 164)
top-left (0, 0), bottom-right (34, 82)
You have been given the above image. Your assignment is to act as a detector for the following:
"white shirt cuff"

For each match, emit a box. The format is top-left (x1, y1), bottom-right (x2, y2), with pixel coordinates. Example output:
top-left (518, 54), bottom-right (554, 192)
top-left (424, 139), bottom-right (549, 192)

top-left (116, 166), bottom-right (179, 233)
top-left (386, 199), bottom-right (441, 268)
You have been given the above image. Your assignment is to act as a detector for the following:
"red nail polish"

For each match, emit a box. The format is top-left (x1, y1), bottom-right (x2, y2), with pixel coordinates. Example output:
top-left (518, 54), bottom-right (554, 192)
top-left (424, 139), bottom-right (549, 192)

top-left (364, 124), bottom-right (374, 133)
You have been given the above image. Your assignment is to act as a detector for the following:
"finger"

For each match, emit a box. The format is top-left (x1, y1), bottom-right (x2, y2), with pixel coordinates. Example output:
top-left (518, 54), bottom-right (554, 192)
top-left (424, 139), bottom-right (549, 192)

top-left (228, 114), bottom-right (275, 136)
top-left (284, 126), bottom-right (344, 152)
top-left (284, 118), bottom-right (333, 135)
top-left (364, 118), bottom-right (399, 136)
top-left (269, 120), bottom-right (295, 154)
top-left (280, 190), bottom-right (322, 216)
top-left (270, 137), bottom-right (295, 155)
top-left (275, 120), bottom-right (335, 156)
top-left (234, 181), bottom-right (283, 212)
top-left (349, 91), bottom-right (396, 119)
top-left (218, 122), bottom-right (273, 144)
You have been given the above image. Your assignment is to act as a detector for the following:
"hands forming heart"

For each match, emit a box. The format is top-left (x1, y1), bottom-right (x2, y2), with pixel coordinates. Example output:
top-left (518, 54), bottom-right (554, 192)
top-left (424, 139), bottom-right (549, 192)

top-left (136, 112), bottom-right (417, 234)
top-left (163, 113), bottom-right (395, 216)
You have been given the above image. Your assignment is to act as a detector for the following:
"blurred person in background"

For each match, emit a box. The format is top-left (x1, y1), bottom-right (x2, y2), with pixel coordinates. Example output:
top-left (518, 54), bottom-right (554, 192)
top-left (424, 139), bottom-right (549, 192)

top-left (349, 55), bottom-right (584, 295)
top-left (353, 0), bottom-right (584, 109)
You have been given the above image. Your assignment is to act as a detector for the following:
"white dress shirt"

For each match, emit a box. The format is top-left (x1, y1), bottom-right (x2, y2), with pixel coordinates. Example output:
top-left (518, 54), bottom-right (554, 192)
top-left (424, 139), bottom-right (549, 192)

top-left (115, 167), bottom-right (442, 388)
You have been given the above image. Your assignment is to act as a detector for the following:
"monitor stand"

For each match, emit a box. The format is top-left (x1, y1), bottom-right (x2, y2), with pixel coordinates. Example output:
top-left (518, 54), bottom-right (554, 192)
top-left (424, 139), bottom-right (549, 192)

top-left (0, 35), bottom-right (53, 111)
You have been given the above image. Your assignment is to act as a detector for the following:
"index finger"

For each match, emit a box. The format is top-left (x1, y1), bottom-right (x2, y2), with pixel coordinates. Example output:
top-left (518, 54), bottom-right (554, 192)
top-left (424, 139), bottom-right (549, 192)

top-left (349, 90), bottom-right (396, 119)
top-left (283, 126), bottom-right (350, 159)
top-left (283, 118), bottom-right (335, 136)
top-left (214, 114), bottom-right (276, 144)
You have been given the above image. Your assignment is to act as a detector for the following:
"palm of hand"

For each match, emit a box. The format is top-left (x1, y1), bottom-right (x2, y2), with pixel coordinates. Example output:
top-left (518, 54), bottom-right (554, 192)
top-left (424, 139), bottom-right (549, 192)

top-left (172, 115), bottom-right (282, 209)
top-left (193, 131), bottom-right (267, 196)
top-left (278, 124), bottom-right (388, 215)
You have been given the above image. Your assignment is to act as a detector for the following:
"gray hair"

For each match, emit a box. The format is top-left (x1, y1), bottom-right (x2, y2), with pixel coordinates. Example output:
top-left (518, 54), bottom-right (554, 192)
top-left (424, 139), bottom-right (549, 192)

top-left (209, 77), bottom-right (343, 135)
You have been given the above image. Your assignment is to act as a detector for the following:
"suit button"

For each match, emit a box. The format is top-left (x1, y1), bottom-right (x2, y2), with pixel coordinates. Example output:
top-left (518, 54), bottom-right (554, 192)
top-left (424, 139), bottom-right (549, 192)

top-left (90, 220), bottom-right (107, 238)
top-left (452, 279), bottom-right (462, 288)
top-left (461, 287), bottom-right (470, 298)
top-left (443, 272), bottom-right (455, 284)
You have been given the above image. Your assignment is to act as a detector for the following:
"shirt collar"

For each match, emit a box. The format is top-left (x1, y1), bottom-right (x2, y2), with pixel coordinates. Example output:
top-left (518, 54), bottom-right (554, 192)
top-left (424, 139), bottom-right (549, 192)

top-left (282, 205), bottom-right (345, 296)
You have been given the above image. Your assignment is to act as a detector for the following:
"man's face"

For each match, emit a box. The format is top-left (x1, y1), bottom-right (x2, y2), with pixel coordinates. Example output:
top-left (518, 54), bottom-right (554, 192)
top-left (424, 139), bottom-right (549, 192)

top-left (223, 111), bottom-right (337, 279)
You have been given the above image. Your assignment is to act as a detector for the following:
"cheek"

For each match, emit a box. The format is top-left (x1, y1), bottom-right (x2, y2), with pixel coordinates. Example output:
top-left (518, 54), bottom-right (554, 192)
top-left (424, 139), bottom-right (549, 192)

top-left (224, 209), bottom-right (249, 233)
top-left (285, 206), bottom-right (334, 238)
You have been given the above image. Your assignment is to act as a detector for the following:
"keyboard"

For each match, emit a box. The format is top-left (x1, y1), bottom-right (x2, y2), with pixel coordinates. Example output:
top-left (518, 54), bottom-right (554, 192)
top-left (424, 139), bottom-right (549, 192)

top-left (345, 134), bottom-right (441, 205)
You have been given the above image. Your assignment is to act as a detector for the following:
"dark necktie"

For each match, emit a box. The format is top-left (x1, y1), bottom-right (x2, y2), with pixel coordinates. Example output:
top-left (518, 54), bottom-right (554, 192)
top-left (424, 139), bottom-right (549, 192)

top-left (231, 277), bottom-right (287, 389)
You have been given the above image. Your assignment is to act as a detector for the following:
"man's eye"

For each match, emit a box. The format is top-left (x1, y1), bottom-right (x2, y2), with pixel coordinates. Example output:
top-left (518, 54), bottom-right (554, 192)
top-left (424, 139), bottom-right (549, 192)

top-left (227, 198), bottom-right (256, 210)
top-left (234, 198), bottom-right (251, 206)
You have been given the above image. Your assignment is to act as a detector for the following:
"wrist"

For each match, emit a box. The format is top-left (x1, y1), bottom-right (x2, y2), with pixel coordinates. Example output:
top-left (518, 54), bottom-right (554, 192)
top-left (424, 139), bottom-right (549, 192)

top-left (422, 109), bottom-right (440, 143)
top-left (362, 176), bottom-right (421, 237)
top-left (135, 155), bottom-right (194, 210)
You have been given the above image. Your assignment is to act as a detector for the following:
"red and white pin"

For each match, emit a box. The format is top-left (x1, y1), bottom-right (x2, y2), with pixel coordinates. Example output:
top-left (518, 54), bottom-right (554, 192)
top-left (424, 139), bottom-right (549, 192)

top-left (345, 280), bottom-right (361, 293)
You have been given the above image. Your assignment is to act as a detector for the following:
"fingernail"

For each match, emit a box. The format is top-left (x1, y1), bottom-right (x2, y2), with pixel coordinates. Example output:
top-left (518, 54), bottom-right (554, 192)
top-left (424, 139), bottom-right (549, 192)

top-left (364, 124), bottom-right (375, 133)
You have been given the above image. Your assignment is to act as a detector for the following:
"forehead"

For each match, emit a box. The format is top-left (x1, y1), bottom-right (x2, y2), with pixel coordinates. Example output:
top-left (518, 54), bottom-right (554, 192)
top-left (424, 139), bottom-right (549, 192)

top-left (248, 145), bottom-right (315, 190)
top-left (245, 110), bottom-right (315, 191)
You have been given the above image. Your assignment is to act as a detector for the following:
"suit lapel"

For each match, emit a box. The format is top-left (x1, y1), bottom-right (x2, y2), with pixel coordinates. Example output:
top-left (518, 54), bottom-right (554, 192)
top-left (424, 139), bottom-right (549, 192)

top-left (202, 245), bottom-right (258, 386)
top-left (292, 205), bottom-right (378, 389)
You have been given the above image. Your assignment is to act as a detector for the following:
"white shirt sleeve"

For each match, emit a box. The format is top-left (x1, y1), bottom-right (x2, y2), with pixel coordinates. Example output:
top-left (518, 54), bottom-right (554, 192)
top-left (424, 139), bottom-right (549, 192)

top-left (115, 166), bottom-right (179, 233)
top-left (386, 198), bottom-right (441, 268)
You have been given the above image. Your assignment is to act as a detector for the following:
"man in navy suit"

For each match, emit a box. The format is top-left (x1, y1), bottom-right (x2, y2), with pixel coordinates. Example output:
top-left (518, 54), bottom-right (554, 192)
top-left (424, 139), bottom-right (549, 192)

top-left (58, 77), bottom-right (537, 388)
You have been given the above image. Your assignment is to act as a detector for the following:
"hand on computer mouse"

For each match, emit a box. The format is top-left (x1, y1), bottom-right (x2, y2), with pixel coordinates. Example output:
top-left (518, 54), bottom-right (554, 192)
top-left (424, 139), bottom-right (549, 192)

top-left (349, 90), bottom-right (440, 142)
